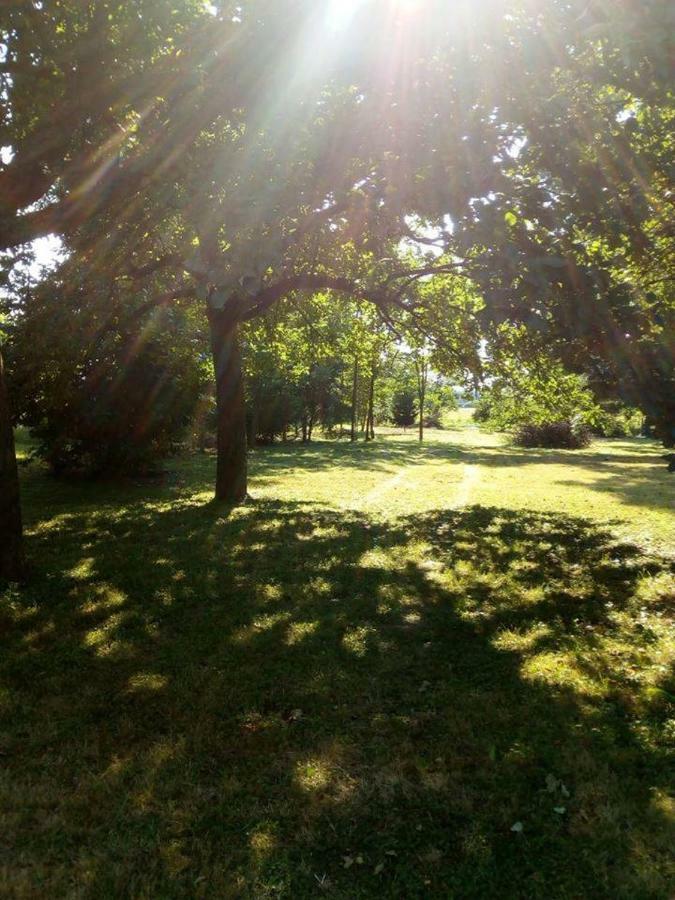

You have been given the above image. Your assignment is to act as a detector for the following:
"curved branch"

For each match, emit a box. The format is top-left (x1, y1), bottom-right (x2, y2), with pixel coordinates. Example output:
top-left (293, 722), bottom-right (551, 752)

top-left (242, 273), bottom-right (401, 321)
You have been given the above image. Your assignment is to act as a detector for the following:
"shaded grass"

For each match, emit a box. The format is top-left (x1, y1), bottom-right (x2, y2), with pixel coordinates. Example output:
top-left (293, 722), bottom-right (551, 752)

top-left (2, 429), bottom-right (674, 897)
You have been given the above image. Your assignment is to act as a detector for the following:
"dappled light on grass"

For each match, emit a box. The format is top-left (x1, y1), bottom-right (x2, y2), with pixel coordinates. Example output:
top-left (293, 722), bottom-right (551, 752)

top-left (3, 428), bottom-right (673, 896)
top-left (2, 485), bottom-right (674, 896)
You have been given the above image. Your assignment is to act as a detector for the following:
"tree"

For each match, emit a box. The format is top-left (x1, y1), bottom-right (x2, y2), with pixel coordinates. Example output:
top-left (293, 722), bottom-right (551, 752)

top-left (392, 391), bottom-right (416, 430)
top-left (412, 349), bottom-right (430, 443)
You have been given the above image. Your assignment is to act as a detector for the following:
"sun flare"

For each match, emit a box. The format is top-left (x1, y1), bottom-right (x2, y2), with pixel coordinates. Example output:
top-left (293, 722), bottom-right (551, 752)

top-left (327, 0), bottom-right (423, 31)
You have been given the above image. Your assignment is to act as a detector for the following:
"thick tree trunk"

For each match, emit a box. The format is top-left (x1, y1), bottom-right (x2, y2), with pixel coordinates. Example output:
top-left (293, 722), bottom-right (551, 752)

top-left (350, 356), bottom-right (358, 443)
top-left (0, 348), bottom-right (25, 581)
top-left (209, 312), bottom-right (247, 503)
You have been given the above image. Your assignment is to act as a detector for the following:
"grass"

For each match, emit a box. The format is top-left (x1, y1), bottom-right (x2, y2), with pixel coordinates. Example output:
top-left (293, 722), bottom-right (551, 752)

top-left (2, 423), bottom-right (674, 898)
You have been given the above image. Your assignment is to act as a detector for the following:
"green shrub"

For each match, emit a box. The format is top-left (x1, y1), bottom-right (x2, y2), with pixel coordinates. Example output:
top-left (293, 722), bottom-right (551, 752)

top-left (9, 285), bottom-right (208, 477)
top-left (514, 421), bottom-right (593, 449)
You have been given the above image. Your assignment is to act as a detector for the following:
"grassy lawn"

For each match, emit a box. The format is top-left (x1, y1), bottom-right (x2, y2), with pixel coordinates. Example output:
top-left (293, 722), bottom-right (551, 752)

top-left (2, 425), bottom-right (674, 897)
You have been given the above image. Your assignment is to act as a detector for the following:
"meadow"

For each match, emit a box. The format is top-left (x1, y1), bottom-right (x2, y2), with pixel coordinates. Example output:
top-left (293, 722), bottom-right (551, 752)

top-left (2, 420), bottom-right (673, 898)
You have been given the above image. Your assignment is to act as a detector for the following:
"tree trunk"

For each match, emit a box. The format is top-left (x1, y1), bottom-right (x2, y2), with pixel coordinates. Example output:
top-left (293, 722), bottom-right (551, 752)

top-left (209, 312), bottom-right (247, 503)
top-left (418, 392), bottom-right (425, 442)
top-left (282, 399), bottom-right (289, 443)
top-left (416, 358), bottom-right (427, 443)
top-left (0, 347), bottom-right (25, 581)
top-left (350, 355), bottom-right (358, 442)
top-left (366, 367), bottom-right (375, 441)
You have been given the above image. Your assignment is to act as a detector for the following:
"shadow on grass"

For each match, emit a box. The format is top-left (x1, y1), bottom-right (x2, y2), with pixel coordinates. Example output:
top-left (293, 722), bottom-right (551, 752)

top-left (1, 497), bottom-right (673, 898)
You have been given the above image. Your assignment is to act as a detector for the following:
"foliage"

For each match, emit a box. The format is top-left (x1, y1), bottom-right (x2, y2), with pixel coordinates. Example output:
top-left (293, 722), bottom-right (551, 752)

top-left (423, 380), bottom-right (457, 428)
top-left (514, 421), bottom-right (593, 450)
top-left (391, 391), bottom-right (416, 429)
top-left (477, 327), bottom-right (600, 437)
top-left (590, 402), bottom-right (643, 439)
top-left (8, 269), bottom-right (209, 475)
top-left (2, 0), bottom-right (673, 447)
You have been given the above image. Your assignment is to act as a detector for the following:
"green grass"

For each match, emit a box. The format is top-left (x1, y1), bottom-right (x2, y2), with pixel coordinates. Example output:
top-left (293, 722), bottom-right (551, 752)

top-left (2, 426), bottom-right (674, 898)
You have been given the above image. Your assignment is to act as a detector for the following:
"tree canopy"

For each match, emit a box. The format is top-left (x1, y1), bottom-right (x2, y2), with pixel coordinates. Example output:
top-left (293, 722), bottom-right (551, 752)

top-left (1, 0), bottom-right (673, 577)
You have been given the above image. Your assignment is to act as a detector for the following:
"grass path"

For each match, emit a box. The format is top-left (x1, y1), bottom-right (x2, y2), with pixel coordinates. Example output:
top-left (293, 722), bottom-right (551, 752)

top-left (240, 422), bottom-right (673, 553)
top-left (451, 462), bottom-right (481, 509)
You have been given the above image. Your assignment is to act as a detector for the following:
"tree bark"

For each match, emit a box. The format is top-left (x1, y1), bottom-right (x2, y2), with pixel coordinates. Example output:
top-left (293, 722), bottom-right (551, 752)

top-left (416, 357), bottom-right (427, 443)
top-left (350, 356), bottom-right (359, 443)
top-left (418, 391), bottom-right (425, 442)
top-left (366, 367), bottom-right (376, 441)
top-left (0, 347), bottom-right (25, 581)
top-left (208, 312), bottom-right (248, 503)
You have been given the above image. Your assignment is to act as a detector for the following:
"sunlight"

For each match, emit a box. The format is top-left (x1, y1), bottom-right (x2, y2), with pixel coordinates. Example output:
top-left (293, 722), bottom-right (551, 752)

top-left (327, 0), bottom-right (423, 31)
top-left (326, 0), bottom-right (363, 31)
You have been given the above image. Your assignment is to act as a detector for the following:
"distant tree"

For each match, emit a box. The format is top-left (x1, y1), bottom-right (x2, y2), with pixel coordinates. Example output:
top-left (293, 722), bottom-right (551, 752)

top-left (392, 391), bottom-right (417, 430)
top-left (412, 348), bottom-right (430, 443)
top-left (424, 380), bottom-right (458, 428)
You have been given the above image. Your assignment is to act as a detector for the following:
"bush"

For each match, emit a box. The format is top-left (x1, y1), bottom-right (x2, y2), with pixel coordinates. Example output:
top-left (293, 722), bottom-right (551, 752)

top-left (472, 396), bottom-right (492, 423)
top-left (392, 390), bottom-right (417, 428)
top-left (589, 404), bottom-right (643, 438)
top-left (423, 398), bottom-right (444, 428)
top-left (28, 339), bottom-right (205, 476)
top-left (9, 287), bottom-right (208, 477)
top-left (514, 420), bottom-right (592, 449)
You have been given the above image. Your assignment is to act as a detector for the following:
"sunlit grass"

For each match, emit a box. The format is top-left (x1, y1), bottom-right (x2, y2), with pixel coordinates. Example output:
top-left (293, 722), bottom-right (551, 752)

top-left (1, 422), bottom-right (673, 896)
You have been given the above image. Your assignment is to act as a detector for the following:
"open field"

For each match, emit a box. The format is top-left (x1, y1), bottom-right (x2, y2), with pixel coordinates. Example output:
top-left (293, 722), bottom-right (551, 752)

top-left (3, 425), bottom-right (674, 897)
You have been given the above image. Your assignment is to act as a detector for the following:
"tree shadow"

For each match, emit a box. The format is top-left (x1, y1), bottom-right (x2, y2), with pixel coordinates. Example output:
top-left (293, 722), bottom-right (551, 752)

top-left (1, 497), bottom-right (673, 897)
